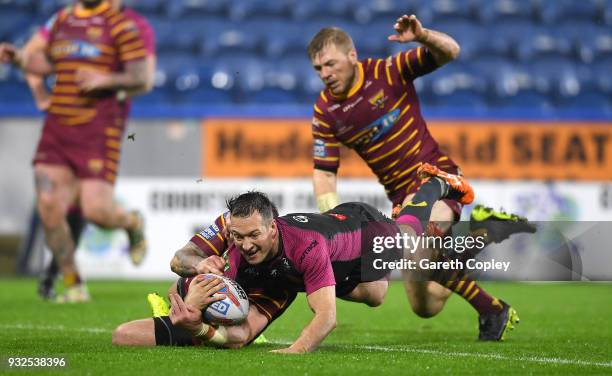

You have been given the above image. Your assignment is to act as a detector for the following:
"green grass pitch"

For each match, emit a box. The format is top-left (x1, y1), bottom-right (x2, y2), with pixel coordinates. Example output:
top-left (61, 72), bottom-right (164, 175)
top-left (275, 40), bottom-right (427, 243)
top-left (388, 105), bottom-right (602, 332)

top-left (0, 279), bottom-right (611, 375)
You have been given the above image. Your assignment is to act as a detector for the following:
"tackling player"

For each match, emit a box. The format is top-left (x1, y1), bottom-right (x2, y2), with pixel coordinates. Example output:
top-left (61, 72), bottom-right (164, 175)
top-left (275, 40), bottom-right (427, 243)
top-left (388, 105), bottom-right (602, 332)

top-left (308, 15), bottom-right (530, 340)
top-left (0, 0), bottom-right (156, 302)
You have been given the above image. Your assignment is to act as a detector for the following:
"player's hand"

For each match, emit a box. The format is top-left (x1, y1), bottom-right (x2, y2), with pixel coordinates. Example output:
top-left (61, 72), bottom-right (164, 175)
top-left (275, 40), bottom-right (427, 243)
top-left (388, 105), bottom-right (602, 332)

top-left (168, 293), bottom-right (204, 333)
top-left (183, 275), bottom-right (225, 310)
top-left (75, 68), bottom-right (111, 92)
top-left (388, 14), bottom-right (429, 44)
top-left (195, 255), bottom-right (226, 275)
top-left (0, 43), bottom-right (19, 65)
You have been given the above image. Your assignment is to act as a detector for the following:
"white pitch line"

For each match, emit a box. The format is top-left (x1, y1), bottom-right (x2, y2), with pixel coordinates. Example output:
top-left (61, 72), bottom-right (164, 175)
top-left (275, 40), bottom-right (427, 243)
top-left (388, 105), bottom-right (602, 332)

top-left (269, 340), bottom-right (612, 368)
top-left (2, 324), bottom-right (610, 368)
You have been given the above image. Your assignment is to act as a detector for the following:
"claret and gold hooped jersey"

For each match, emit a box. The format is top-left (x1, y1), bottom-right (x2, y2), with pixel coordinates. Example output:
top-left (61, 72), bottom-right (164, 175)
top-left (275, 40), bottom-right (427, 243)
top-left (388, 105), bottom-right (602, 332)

top-left (312, 47), bottom-right (459, 205)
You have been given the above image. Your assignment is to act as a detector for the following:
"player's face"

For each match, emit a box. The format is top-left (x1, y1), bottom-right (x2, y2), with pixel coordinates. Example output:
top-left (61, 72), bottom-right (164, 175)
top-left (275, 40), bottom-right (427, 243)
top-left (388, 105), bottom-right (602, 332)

top-left (230, 212), bottom-right (278, 265)
top-left (312, 44), bottom-right (358, 97)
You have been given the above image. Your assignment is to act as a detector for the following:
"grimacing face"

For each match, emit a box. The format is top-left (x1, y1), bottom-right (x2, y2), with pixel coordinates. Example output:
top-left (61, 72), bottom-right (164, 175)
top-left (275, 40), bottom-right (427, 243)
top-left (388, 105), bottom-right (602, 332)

top-left (229, 212), bottom-right (277, 265)
top-left (312, 43), bottom-right (358, 97)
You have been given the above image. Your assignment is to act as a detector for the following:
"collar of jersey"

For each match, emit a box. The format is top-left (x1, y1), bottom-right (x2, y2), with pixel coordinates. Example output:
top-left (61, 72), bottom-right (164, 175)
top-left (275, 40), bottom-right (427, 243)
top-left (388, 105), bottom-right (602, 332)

top-left (328, 61), bottom-right (364, 101)
top-left (73, 1), bottom-right (110, 18)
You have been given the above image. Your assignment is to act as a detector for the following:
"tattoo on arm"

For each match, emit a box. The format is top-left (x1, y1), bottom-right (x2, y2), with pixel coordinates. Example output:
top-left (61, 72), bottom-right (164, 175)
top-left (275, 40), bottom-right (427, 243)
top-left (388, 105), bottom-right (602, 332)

top-left (171, 242), bottom-right (207, 277)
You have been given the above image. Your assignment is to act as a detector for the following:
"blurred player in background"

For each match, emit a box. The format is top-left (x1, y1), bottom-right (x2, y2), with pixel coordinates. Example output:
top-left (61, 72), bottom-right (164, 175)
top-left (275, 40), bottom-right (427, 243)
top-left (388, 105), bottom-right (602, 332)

top-left (0, 0), bottom-right (155, 302)
top-left (308, 15), bottom-right (531, 340)
top-left (113, 191), bottom-right (403, 353)
top-left (18, 0), bottom-right (157, 301)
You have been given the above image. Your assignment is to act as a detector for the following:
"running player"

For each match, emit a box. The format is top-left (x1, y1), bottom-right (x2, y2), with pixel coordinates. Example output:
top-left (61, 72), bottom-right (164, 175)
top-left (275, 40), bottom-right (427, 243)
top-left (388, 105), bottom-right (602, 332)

top-left (0, 0), bottom-right (155, 302)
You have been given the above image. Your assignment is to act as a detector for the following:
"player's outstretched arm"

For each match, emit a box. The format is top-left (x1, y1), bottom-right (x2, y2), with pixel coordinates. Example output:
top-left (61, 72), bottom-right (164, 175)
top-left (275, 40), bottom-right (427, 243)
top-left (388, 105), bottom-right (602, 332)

top-left (0, 42), bottom-right (53, 76)
top-left (170, 242), bottom-right (225, 277)
top-left (313, 169), bottom-right (339, 212)
top-left (387, 14), bottom-right (460, 66)
top-left (271, 286), bottom-right (337, 354)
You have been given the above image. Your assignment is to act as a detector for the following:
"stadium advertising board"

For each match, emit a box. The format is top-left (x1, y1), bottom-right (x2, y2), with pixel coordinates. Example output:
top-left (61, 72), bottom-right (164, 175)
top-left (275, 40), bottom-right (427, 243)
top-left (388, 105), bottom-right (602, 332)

top-left (203, 119), bottom-right (612, 180)
top-left (75, 178), bottom-right (612, 279)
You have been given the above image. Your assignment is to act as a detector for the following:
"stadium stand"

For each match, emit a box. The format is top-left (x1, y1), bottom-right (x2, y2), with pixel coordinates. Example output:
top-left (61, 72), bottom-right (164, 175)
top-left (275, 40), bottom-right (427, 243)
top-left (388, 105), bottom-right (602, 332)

top-left (0, 0), bottom-right (609, 114)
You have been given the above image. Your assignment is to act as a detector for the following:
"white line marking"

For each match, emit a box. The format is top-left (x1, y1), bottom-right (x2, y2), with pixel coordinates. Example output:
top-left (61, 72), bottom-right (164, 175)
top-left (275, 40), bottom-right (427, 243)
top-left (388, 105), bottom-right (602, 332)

top-left (2, 324), bottom-right (610, 368)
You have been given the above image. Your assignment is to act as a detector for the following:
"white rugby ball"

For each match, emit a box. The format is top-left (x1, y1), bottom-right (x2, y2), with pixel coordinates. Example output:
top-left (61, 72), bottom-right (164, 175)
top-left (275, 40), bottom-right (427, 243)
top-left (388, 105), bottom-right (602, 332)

top-left (199, 274), bottom-right (249, 326)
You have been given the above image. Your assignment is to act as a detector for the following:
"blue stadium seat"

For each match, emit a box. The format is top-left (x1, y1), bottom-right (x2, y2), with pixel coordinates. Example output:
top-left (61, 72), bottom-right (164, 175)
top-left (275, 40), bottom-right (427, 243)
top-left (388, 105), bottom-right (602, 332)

top-left (476, 0), bottom-right (536, 24)
top-left (557, 91), bottom-right (612, 113)
top-left (527, 58), bottom-right (581, 100)
top-left (228, 0), bottom-right (292, 22)
top-left (428, 20), bottom-right (481, 61)
top-left (422, 0), bottom-right (476, 23)
top-left (255, 21), bottom-right (305, 58)
top-left (292, 0), bottom-right (356, 22)
top-left (165, 0), bottom-right (229, 20)
top-left (515, 26), bottom-right (573, 62)
top-left (0, 81), bottom-right (34, 104)
top-left (122, 0), bottom-right (164, 17)
top-left (437, 91), bottom-right (487, 111)
top-left (0, 10), bottom-right (30, 40)
top-left (354, 0), bottom-right (420, 25)
top-left (484, 20), bottom-right (537, 61)
top-left (493, 89), bottom-right (552, 110)
top-left (592, 59), bottom-right (612, 95)
top-left (537, 0), bottom-right (603, 24)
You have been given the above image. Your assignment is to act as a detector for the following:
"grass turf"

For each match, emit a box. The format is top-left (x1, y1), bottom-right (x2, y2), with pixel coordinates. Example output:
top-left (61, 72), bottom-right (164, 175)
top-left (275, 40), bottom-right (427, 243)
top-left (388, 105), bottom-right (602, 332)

top-left (0, 280), bottom-right (611, 375)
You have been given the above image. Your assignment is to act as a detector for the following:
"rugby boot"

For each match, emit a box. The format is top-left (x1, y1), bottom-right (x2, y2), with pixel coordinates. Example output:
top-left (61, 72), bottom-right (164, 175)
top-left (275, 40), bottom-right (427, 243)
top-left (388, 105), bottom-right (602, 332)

top-left (470, 205), bottom-right (536, 245)
top-left (55, 284), bottom-right (90, 303)
top-left (478, 300), bottom-right (520, 341)
top-left (147, 292), bottom-right (170, 317)
top-left (417, 163), bottom-right (474, 205)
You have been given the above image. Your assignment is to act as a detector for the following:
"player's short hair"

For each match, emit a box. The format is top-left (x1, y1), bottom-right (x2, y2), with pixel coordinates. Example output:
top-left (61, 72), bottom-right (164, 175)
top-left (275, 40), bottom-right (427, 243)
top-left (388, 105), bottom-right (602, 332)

top-left (226, 191), bottom-right (279, 224)
top-left (307, 27), bottom-right (355, 61)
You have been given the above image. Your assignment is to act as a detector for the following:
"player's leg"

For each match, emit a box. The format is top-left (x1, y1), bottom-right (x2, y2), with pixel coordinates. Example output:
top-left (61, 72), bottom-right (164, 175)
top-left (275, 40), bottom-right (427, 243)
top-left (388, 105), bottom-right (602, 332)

top-left (38, 206), bottom-right (86, 299)
top-left (79, 179), bottom-right (146, 265)
top-left (112, 318), bottom-right (157, 346)
top-left (34, 164), bottom-right (88, 302)
top-left (340, 280), bottom-right (388, 307)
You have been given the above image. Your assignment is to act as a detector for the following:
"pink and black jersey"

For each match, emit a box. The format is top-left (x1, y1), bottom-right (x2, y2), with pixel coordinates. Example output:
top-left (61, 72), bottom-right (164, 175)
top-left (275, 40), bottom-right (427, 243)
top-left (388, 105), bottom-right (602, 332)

top-left (312, 48), bottom-right (459, 206)
top-left (188, 203), bottom-right (401, 323)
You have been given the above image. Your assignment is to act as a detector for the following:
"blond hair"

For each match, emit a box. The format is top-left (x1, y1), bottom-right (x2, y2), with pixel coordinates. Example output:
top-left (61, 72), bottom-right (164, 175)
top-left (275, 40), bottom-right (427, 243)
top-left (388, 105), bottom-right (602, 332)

top-left (307, 27), bottom-right (355, 61)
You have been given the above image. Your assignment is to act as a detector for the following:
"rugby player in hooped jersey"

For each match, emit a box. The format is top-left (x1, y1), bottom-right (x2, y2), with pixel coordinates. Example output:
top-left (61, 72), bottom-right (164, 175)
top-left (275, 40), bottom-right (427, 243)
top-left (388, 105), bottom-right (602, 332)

top-left (0, 0), bottom-right (155, 302)
top-left (112, 191), bottom-right (402, 353)
top-left (308, 15), bottom-right (524, 340)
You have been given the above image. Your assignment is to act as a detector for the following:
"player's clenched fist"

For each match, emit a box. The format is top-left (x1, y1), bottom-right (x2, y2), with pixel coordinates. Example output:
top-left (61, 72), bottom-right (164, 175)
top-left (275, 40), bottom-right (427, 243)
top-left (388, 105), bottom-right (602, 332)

top-left (195, 255), bottom-right (226, 275)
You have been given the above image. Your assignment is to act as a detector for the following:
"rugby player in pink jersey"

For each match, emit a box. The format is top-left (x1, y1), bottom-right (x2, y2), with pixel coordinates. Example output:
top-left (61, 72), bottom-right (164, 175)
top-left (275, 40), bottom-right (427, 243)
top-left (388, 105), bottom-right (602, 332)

top-left (0, 0), bottom-right (155, 303)
top-left (308, 15), bottom-right (532, 340)
top-left (113, 191), bottom-right (403, 353)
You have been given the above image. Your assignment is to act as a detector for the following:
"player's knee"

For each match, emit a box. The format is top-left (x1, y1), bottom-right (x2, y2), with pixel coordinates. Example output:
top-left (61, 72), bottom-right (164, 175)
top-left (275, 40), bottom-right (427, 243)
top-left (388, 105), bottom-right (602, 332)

top-left (410, 304), bottom-right (440, 319)
top-left (112, 323), bottom-right (132, 346)
top-left (365, 291), bottom-right (386, 307)
top-left (37, 195), bottom-right (64, 228)
top-left (81, 200), bottom-right (109, 225)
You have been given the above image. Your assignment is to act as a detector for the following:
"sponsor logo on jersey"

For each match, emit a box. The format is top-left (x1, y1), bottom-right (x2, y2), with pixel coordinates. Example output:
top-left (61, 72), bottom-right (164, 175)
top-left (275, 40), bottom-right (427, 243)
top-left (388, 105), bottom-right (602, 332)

top-left (86, 26), bottom-right (103, 41)
top-left (50, 40), bottom-right (101, 59)
top-left (199, 223), bottom-right (220, 240)
top-left (87, 159), bottom-right (103, 174)
top-left (314, 139), bottom-right (326, 158)
top-left (364, 80), bottom-right (373, 89)
top-left (329, 103), bottom-right (341, 112)
top-left (351, 108), bottom-right (401, 146)
top-left (327, 213), bottom-right (347, 220)
top-left (342, 96), bottom-right (363, 113)
top-left (368, 89), bottom-right (388, 110)
top-left (292, 215), bottom-right (309, 223)
top-left (299, 240), bottom-right (318, 264)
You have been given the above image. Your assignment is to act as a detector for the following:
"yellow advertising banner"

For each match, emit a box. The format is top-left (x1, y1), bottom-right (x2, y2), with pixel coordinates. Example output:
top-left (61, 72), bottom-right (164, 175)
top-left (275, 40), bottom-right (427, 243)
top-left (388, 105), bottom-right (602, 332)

top-left (203, 119), bottom-right (612, 180)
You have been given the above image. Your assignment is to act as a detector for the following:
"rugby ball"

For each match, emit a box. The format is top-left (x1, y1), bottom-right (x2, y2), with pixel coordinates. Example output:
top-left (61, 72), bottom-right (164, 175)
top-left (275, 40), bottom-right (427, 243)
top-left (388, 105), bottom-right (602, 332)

top-left (198, 274), bottom-right (249, 326)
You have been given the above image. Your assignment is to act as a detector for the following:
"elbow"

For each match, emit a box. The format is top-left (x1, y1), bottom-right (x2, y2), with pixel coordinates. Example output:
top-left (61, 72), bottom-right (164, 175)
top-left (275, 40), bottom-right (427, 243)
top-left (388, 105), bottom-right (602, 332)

top-left (450, 43), bottom-right (461, 61)
top-left (170, 256), bottom-right (180, 275)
